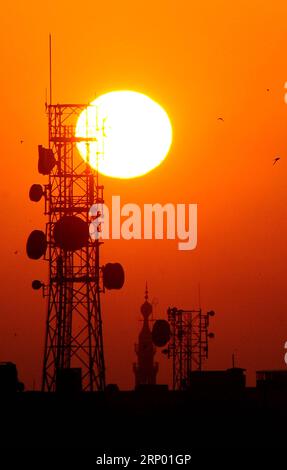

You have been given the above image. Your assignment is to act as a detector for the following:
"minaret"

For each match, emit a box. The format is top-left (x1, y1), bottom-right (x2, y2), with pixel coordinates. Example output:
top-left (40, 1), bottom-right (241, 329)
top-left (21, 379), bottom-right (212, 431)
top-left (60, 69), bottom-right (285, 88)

top-left (133, 284), bottom-right (158, 388)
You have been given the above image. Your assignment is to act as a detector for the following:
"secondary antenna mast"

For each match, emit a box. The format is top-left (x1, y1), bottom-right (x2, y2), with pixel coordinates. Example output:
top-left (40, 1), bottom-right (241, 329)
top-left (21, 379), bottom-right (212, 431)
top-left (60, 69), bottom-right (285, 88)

top-left (166, 307), bottom-right (215, 390)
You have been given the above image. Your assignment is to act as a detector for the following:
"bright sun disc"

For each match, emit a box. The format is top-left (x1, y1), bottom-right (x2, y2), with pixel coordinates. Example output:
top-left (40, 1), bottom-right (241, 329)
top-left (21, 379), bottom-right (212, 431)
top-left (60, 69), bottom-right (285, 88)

top-left (75, 91), bottom-right (172, 179)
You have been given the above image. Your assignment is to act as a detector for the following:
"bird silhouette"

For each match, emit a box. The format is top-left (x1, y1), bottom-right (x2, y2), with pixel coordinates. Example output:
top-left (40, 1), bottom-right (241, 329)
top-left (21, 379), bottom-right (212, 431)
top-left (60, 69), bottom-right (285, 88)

top-left (273, 157), bottom-right (280, 165)
top-left (217, 117), bottom-right (224, 122)
top-left (20, 140), bottom-right (24, 144)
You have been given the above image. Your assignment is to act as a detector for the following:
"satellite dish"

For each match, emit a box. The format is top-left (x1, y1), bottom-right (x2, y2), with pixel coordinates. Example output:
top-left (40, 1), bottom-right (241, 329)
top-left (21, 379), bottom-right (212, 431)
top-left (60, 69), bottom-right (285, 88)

top-left (152, 320), bottom-right (171, 347)
top-left (32, 280), bottom-right (43, 290)
top-left (103, 263), bottom-right (125, 290)
top-left (29, 184), bottom-right (44, 202)
top-left (38, 145), bottom-right (56, 175)
top-left (53, 216), bottom-right (89, 251)
top-left (207, 310), bottom-right (215, 317)
top-left (26, 230), bottom-right (47, 259)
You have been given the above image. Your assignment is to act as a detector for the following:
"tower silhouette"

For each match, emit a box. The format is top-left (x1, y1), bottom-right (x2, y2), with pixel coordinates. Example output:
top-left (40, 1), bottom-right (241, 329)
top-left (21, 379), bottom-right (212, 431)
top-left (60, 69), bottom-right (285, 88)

top-left (41, 104), bottom-right (106, 392)
top-left (28, 101), bottom-right (124, 392)
top-left (133, 285), bottom-right (158, 388)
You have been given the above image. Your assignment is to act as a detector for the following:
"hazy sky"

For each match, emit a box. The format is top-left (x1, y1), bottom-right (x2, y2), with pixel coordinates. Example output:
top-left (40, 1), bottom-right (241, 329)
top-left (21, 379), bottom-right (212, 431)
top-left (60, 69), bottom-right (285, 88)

top-left (1, 1), bottom-right (287, 389)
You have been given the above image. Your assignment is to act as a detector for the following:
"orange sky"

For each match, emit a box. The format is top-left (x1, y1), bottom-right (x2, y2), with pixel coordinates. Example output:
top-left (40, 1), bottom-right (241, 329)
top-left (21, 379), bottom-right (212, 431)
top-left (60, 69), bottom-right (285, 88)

top-left (1, 0), bottom-right (287, 389)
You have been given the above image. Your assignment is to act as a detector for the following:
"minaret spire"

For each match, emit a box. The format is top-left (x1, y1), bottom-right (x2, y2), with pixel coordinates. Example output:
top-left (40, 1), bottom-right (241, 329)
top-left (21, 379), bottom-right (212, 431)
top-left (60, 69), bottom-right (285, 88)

top-left (133, 284), bottom-right (159, 388)
top-left (145, 281), bottom-right (148, 301)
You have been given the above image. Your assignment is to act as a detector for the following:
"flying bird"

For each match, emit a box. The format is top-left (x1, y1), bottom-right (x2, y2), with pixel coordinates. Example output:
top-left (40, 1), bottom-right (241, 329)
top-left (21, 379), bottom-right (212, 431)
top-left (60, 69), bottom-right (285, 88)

top-left (217, 117), bottom-right (224, 122)
top-left (14, 250), bottom-right (18, 255)
top-left (273, 157), bottom-right (280, 166)
top-left (20, 140), bottom-right (24, 144)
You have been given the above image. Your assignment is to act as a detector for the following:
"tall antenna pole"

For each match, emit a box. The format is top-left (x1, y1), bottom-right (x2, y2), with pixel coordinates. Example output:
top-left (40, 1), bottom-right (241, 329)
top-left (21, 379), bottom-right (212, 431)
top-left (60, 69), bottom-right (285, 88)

top-left (49, 34), bottom-right (52, 106)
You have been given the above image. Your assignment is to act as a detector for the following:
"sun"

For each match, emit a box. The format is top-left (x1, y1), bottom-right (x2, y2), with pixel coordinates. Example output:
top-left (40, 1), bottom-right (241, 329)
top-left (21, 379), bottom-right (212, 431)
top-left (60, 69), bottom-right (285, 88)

top-left (75, 91), bottom-right (172, 179)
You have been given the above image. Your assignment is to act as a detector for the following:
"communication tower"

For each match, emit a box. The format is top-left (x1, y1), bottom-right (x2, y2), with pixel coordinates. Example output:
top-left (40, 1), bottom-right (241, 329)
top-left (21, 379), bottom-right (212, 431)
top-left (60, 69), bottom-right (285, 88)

top-left (166, 308), bottom-right (215, 390)
top-left (27, 52), bottom-right (124, 391)
top-left (152, 308), bottom-right (215, 390)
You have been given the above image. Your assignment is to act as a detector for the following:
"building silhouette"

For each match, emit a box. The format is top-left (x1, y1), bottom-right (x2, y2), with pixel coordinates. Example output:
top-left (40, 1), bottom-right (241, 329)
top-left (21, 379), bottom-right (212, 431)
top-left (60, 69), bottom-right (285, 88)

top-left (133, 285), bottom-right (158, 388)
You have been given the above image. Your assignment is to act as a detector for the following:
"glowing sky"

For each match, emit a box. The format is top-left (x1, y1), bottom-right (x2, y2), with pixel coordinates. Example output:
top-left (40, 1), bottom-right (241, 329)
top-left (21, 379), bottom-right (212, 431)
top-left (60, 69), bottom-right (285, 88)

top-left (1, 0), bottom-right (287, 389)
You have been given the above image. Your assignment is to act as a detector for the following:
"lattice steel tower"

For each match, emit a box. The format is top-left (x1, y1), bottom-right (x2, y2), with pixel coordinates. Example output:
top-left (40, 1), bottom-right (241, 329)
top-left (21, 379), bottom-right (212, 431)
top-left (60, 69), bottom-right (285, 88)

top-left (27, 99), bottom-right (126, 392)
top-left (26, 104), bottom-right (124, 391)
top-left (40, 103), bottom-right (106, 391)
top-left (166, 308), bottom-right (215, 390)
top-left (26, 43), bottom-right (124, 393)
